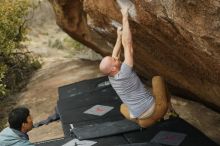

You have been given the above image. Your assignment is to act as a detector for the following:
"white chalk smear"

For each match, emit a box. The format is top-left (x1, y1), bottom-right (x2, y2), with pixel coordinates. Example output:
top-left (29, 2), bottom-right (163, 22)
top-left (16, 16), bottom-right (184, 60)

top-left (107, 41), bottom-right (114, 48)
top-left (116, 0), bottom-right (138, 22)
top-left (111, 20), bottom-right (122, 28)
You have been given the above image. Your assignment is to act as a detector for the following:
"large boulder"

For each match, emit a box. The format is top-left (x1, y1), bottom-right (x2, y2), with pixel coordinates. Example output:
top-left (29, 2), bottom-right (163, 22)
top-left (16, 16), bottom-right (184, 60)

top-left (48, 0), bottom-right (220, 111)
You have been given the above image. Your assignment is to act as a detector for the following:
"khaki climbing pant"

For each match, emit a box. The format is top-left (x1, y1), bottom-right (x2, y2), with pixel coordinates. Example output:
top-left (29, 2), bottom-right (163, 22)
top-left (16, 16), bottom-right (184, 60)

top-left (120, 76), bottom-right (169, 128)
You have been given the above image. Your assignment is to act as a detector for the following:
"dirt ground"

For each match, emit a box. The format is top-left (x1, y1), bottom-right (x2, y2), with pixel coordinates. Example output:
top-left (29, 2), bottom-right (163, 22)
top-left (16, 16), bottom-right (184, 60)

top-left (4, 0), bottom-right (220, 144)
top-left (16, 58), bottom-right (103, 142)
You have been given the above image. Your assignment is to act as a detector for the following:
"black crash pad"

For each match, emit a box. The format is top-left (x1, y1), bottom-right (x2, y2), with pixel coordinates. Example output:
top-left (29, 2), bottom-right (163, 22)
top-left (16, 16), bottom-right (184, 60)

top-left (62, 115), bottom-right (125, 138)
top-left (35, 137), bottom-right (72, 146)
top-left (36, 136), bottom-right (128, 146)
top-left (117, 143), bottom-right (162, 146)
top-left (57, 79), bottom-right (124, 137)
top-left (123, 117), bottom-right (219, 146)
top-left (58, 76), bottom-right (110, 100)
top-left (72, 119), bottom-right (140, 140)
top-left (58, 86), bottom-right (119, 112)
top-left (36, 77), bottom-right (219, 146)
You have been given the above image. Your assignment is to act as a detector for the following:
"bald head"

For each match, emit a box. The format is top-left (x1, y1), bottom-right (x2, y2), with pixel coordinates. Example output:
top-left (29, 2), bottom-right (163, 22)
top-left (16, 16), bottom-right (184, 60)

top-left (99, 56), bottom-right (113, 75)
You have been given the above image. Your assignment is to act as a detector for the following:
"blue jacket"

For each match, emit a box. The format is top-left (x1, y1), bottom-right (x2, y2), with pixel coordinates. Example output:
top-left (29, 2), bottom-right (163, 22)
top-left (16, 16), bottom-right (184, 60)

top-left (0, 127), bottom-right (34, 146)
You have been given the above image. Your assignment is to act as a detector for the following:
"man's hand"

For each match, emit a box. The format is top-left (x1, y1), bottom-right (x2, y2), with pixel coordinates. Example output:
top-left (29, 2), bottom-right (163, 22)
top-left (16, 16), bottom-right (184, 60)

top-left (120, 5), bottom-right (129, 17)
top-left (117, 0), bottom-right (132, 17)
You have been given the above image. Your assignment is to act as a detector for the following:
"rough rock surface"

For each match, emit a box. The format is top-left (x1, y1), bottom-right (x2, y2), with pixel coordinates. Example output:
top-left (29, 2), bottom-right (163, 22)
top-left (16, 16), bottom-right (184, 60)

top-left (48, 0), bottom-right (220, 111)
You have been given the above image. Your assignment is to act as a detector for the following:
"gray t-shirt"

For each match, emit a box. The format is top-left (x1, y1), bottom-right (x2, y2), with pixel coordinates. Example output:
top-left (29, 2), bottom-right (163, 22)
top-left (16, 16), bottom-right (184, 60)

top-left (109, 63), bottom-right (154, 118)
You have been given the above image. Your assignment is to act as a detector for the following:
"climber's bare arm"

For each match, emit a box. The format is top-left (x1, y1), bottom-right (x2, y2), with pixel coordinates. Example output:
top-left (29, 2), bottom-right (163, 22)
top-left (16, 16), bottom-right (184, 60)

top-left (121, 7), bottom-right (133, 67)
top-left (112, 27), bottom-right (122, 60)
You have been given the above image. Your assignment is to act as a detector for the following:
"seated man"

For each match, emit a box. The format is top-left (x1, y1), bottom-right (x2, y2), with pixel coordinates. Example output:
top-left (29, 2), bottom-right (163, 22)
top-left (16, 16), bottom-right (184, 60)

top-left (0, 107), bottom-right (34, 146)
top-left (99, 6), bottom-right (175, 128)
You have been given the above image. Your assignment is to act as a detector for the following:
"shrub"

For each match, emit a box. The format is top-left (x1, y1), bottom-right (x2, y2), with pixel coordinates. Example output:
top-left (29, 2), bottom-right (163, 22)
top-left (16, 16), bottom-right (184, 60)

top-left (0, 0), bottom-right (41, 98)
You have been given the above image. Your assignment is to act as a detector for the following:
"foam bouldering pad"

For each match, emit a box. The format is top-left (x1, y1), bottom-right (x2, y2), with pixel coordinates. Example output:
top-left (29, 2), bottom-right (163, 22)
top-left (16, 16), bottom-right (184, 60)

top-left (72, 120), bottom-right (140, 140)
top-left (57, 82), bottom-right (123, 137)
top-left (35, 137), bottom-right (72, 146)
top-left (35, 136), bottom-right (128, 146)
top-left (58, 76), bottom-right (110, 100)
top-left (116, 142), bottom-right (162, 146)
top-left (55, 77), bottom-right (219, 146)
top-left (123, 117), bottom-right (219, 146)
